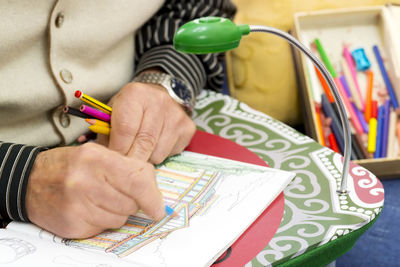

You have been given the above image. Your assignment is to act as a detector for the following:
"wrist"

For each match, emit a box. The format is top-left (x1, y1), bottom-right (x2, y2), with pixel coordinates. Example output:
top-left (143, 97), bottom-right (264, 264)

top-left (133, 72), bottom-right (195, 115)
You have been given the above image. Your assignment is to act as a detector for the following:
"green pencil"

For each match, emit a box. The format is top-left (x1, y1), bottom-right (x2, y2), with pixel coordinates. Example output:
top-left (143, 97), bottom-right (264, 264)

top-left (314, 38), bottom-right (337, 78)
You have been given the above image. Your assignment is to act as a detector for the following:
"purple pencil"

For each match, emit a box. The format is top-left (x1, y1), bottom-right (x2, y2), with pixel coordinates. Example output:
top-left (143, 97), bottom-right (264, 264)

top-left (352, 103), bottom-right (369, 133)
top-left (80, 105), bottom-right (111, 122)
top-left (339, 75), bottom-right (352, 97)
top-left (381, 100), bottom-right (391, 157)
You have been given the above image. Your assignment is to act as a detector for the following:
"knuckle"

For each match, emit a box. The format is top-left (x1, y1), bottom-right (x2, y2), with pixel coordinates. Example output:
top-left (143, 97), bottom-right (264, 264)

top-left (113, 120), bottom-right (137, 138)
top-left (135, 132), bottom-right (157, 151)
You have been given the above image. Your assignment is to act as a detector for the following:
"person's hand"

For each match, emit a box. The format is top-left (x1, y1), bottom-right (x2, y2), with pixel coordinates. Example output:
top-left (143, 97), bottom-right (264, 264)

top-left (98, 79), bottom-right (196, 164)
top-left (25, 143), bottom-right (165, 239)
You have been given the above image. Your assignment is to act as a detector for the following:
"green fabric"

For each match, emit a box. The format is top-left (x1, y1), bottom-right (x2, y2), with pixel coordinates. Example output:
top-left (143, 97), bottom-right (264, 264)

top-left (277, 213), bottom-right (381, 267)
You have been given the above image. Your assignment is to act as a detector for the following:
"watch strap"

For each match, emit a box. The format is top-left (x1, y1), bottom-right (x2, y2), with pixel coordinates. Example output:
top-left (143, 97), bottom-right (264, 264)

top-left (133, 73), bottom-right (194, 115)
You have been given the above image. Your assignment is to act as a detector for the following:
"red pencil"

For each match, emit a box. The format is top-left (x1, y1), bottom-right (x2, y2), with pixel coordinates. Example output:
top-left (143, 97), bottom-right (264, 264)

top-left (328, 133), bottom-right (340, 153)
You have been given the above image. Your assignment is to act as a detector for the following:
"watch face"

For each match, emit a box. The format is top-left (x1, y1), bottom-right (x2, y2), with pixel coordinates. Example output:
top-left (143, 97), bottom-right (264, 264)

top-left (170, 78), bottom-right (193, 104)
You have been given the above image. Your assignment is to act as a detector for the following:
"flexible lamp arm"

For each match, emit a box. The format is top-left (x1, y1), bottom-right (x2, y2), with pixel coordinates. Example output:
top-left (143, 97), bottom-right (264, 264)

top-left (249, 25), bottom-right (351, 194)
top-left (174, 18), bottom-right (351, 194)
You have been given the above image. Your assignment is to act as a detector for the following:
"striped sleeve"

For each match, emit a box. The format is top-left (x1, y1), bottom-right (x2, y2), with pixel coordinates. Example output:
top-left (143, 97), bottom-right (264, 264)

top-left (0, 142), bottom-right (44, 222)
top-left (135, 0), bottom-right (236, 96)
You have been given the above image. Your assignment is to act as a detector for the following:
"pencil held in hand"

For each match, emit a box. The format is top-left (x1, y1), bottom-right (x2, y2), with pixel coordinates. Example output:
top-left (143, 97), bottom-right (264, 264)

top-left (88, 124), bottom-right (110, 135)
top-left (75, 90), bottom-right (112, 114)
top-left (85, 118), bottom-right (110, 128)
top-left (80, 105), bottom-right (111, 122)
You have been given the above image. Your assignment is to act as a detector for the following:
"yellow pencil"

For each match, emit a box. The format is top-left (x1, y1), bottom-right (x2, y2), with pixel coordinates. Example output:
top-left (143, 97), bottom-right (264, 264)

top-left (85, 118), bottom-right (110, 128)
top-left (75, 90), bottom-right (112, 114)
top-left (367, 117), bottom-right (377, 153)
top-left (89, 124), bottom-right (110, 135)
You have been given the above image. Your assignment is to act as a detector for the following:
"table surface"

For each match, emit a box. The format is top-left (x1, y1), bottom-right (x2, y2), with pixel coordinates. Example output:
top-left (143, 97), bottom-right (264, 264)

top-left (193, 91), bottom-right (385, 267)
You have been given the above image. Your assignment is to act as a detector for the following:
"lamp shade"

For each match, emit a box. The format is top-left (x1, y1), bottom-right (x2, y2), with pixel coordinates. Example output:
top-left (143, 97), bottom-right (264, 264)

top-left (173, 16), bottom-right (250, 54)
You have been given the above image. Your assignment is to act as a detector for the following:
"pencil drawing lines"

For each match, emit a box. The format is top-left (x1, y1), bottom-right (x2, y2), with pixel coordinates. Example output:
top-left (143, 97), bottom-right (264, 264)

top-left (0, 237), bottom-right (36, 263)
top-left (52, 255), bottom-right (112, 267)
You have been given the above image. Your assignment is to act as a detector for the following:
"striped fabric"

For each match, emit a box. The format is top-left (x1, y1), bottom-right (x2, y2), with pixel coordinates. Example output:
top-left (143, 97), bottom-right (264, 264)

top-left (0, 0), bottom-right (236, 223)
top-left (0, 142), bottom-right (43, 222)
top-left (135, 0), bottom-right (236, 95)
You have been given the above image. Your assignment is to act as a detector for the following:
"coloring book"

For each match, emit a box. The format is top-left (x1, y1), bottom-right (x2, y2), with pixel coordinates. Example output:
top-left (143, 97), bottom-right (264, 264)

top-left (0, 151), bottom-right (295, 267)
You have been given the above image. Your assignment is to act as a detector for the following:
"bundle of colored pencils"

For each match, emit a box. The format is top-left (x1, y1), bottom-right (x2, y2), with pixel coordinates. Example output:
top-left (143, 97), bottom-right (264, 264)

top-left (312, 39), bottom-right (400, 159)
top-left (64, 90), bottom-right (112, 137)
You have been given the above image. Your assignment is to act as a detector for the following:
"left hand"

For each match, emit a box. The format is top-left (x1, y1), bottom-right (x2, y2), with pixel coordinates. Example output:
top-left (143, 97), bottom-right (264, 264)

top-left (98, 80), bottom-right (196, 164)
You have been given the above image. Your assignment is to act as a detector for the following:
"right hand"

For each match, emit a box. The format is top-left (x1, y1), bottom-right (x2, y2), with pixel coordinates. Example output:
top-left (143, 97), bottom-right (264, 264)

top-left (25, 142), bottom-right (165, 239)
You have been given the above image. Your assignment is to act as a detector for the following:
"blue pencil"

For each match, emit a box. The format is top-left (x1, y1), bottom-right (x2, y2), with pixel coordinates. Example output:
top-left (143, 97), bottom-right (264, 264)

top-left (381, 100), bottom-right (391, 157)
top-left (373, 45), bottom-right (399, 109)
top-left (165, 205), bottom-right (178, 218)
top-left (374, 106), bottom-right (385, 158)
top-left (321, 94), bottom-right (344, 153)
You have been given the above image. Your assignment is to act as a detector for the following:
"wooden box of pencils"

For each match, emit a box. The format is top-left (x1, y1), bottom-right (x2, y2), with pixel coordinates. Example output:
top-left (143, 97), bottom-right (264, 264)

top-left (293, 5), bottom-right (400, 178)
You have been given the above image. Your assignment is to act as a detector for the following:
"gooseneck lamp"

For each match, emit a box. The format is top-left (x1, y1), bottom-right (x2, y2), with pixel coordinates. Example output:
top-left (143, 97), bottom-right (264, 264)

top-left (174, 17), bottom-right (351, 195)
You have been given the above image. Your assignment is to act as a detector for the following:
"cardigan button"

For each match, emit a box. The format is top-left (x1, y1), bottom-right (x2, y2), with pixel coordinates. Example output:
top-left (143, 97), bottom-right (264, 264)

top-left (59, 112), bottom-right (70, 128)
top-left (60, 69), bottom-right (73, 84)
top-left (55, 12), bottom-right (64, 28)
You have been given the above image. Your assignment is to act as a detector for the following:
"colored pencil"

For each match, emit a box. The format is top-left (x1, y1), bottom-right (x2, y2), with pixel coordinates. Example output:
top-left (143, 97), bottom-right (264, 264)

top-left (314, 66), bottom-right (335, 103)
top-left (351, 125), bottom-right (370, 159)
top-left (88, 124), bottom-right (110, 135)
top-left (328, 133), bottom-right (340, 153)
top-left (339, 75), bottom-right (352, 99)
top-left (75, 90), bottom-right (112, 114)
top-left (335, 77), bottom-right (365, 135)
top-left (321, 94), bottom-right (344, 153)
top-left (374, 105), bottom-right (385, 158)
top-left (381, 100), bottom-right (391, 157)
top-left (373, 45), bottom-right (399, 110)
top-left (352, 103), bottom-right (369, 133)
top-left (343, 46), bottom-right (364, 111)
top-left (351, 131), bottom-right (364, 160)
top-left (315, 105), bottom-right (326, 146)
top-left (85, 118), bottom-right (110, 128)
top-left (63, 105), bottom-right (94, 119)
top-left (80, 105), bottom-right (111, 122)
top-left (314, 39), bottom-right (337, 78)
top-left (165, 205), bottom-right (179, 218)
top-left (341, 58), bottom-right (364, 111)
top-left (365, 70), bottom-right (374, 122)
top-left (367, 117), bottom-right (378, 154)
top-left (387, 110), bottom-right (398, 158)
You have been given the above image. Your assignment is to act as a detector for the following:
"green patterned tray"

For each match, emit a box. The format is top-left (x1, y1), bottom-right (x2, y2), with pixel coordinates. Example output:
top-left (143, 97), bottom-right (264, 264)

top-left (193, 91), bottom-right (384, 266)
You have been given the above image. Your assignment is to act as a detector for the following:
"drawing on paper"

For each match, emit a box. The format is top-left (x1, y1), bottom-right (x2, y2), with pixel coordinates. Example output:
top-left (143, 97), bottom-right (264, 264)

top-left (52, 255), bottom-right (112, 267)
top-left (0, 238), bottom-right (36, 263)
top-left (64, 152), bottom-right (270, 257)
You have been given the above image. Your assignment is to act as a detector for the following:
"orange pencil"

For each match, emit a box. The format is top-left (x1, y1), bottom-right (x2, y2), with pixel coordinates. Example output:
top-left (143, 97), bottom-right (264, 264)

top-left (314, 66), bottom-right (335, 103)
top-left (364, 70), bottom-right (374, 122)
top-left (85, 118), bottom-right (110, 128)
top-left (315, 105), bottom-right (326, 146)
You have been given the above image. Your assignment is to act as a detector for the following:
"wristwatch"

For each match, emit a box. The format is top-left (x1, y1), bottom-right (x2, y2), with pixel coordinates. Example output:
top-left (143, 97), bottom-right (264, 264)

top-left (133, 72), bottom-right (195, 115)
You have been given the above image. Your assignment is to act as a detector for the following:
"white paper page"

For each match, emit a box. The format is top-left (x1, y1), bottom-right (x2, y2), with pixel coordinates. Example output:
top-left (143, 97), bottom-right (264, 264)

top-left (0, 229), bottom-right (138, 267)
top-left (5, 151), bottom-right (295, 267)
top-left (122, 152), bottom-right (295, 267)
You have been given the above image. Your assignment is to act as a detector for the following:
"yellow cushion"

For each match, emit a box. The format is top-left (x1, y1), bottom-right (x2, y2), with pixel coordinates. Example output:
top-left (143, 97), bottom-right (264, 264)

top-left (227, 0), bottom-right (400, 126)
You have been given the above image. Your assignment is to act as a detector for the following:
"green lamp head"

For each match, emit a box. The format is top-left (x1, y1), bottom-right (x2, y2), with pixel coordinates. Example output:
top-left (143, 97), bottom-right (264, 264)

top-left (173, 17), bottom-right (250, 54)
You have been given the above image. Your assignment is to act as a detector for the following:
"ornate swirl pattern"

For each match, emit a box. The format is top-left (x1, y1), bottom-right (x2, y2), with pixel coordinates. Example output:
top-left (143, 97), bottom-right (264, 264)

top-left (193, 91), bottom-right (384, 267)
